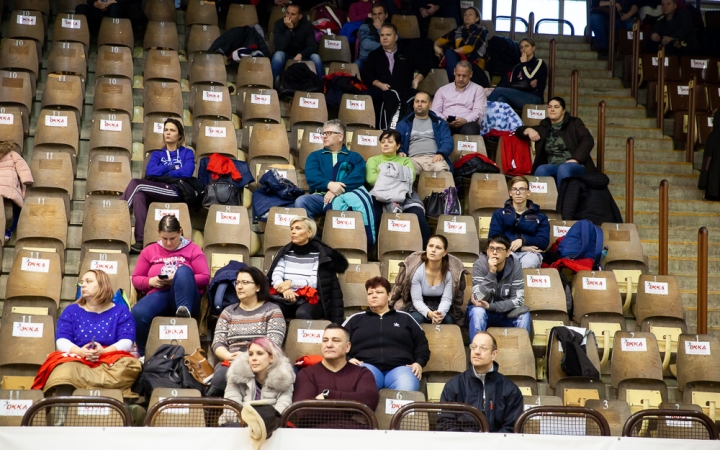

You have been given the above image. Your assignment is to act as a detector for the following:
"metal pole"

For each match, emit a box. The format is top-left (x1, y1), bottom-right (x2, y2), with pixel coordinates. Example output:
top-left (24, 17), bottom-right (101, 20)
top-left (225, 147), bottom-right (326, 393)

top-left (686, 75), bottom-right (697, 163)
top-left (597, 100), bottom-right (606, 173)
top-left (509, 0), bottom-right (517, 41)
top-left (528, 12), bottom-right (534, 40)
top-left (548, 38), bottom-right (556, 99)
top-left (631, 19), bottom-right (640, 102)
top-left (656, 46), bottom-right (666, 130)
top-left (491, 0), bottom-right (497, 27)
top-left (625, 137), bottom-right (634, 223)
top-left (571, 69), bottom-right (579, 117)
top-left (608, 0), bottom-right (616, 73)
top-left (697, 227), bottom-right (708, 334)
top-left (658, 180), bottom-right (669, 276)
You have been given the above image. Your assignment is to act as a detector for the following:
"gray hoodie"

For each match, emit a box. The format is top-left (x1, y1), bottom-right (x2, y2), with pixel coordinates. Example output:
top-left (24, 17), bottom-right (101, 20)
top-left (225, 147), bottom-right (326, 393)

top-left (471, 254), bottom-right (525, 313)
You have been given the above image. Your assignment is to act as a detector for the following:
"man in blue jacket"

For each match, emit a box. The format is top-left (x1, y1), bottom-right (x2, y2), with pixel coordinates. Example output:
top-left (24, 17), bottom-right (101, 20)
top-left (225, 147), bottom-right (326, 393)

top-left (440, 331), bottom-right (523, 432)
top-left (396, 91), bottom-right (454, 175)
top-left (294, 119), bottom-right (366, 218)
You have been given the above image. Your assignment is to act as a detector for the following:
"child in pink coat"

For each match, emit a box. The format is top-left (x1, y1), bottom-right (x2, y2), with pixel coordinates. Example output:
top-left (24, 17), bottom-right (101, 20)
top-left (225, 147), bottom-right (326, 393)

top-left (0, 141), bottom-right (33, 241)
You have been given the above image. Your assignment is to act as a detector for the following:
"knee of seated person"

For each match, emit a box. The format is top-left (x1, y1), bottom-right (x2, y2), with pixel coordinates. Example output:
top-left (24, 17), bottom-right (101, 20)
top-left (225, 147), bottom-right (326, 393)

top-left (173, 265), bottom-right (194, 279)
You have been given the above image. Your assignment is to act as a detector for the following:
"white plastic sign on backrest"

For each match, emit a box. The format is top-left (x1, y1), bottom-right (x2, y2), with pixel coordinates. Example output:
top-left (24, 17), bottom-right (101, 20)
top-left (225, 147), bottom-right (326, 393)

top-left (299, 97), bottom-right (319, 109)
top-left (346, 99), bottom-right (365, 110)
top-left (297, 328), bottom-right (322, 343)
top-left (251, 94), bottom-right (270, 105)
top-left (644, 281), bottom-right (668, 295)
top-left (332, 216), bottom-right (355, 229)
top-left (155, 209), bottom-right (180, 221)
top-left (0, 400), bottom-right (33, 416)
top-left (324, 40), bottom-right (342, 49)
top-left (0, 114), bottom-right (14, 125)
top-left (685, 340), bottom-right (711, 355)
top-left (677, 85), bottom-right (689, 96)
top-left (553, 226), bottom-right (570, 237)
top-left (12, 322), bottom-right (44, 338)
top-left (388, 219), bottom-right (411, 232)
top-left (203, 90), bottom-right (223, 102)
top-left (357, 134), bottom-right (377, 146)
top-left (274, 213), bottom-right (296, 226)
top-left (620, 337), bottom-right (647, 351)
top-left (62, 18), bottom-right (81, 29)
top-left (91, 260), bottom-right (119, 275)
top-left (651, 57), bottom-right (669, 66)
top-left (45, 115), bottom-right (68, 127)
top-left (385, 399), bottom-right (414, 415)
top-left (205, 126), bottom-right (227, 138)
top-left (100, 120), bottom-right (122, 131)
top-left (309, 132), bottom-right (323, 144)
top-left (21, 257), bottom-right (50, 273)
top-left (529, 182), bottom-right (547, 193)
top-left (526, 275), bottom-right (551, 288)
top-left (457, 141), bottom-right (477, 152)
top-left (527, 109), bottom-right (545, 120)
top-left (443, 221), bottom-right (466, 234)
top-left (17, 15), bottom-right (37, 25)
top-left (216, 211), bottom-right (240, 225)
top-left (582, 277), bottom-right (606, 291)
top-left (690, 59), bottom-right (708, 69)
top-left (159, 325), bottom-right (188, 340)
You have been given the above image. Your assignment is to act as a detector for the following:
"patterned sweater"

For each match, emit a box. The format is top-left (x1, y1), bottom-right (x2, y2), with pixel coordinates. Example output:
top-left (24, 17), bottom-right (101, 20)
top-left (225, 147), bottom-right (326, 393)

top-left (212, 302), bottom-right (286, 353)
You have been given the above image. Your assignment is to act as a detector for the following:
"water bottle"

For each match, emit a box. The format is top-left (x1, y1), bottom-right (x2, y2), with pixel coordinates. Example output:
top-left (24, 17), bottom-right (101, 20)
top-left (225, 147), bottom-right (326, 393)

top-left (601, 246), bottom-right (609, 261)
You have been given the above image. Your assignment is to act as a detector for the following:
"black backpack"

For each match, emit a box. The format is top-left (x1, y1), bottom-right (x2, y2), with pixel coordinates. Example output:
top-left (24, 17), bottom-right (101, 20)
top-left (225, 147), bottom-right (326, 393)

top-left (279, 63), bottom-right (323, 98)
top-left (133, 344), bottom-right (206, 397)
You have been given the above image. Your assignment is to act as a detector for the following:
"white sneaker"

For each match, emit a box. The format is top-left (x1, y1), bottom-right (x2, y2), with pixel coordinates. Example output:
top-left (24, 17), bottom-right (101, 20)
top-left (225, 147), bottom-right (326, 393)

top-left (176, 306), bottom-right (191, 318)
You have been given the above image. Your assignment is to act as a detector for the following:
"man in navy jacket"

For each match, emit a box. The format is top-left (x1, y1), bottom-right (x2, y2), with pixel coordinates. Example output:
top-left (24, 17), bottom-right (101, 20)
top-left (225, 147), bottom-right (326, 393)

top-left (395, 91), bottom-right (454, 175)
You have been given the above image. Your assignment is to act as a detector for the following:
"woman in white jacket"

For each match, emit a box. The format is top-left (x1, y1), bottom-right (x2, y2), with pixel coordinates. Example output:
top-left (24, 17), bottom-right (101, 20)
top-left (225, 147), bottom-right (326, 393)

top-left (221, 337), bottom-right (295, 424)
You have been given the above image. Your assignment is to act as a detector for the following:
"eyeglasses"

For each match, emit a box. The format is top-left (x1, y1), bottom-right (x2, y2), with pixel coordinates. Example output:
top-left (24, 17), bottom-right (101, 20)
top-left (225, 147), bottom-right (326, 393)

top-left (469, 345), bottom-right (493, 352)
top-left (509, 188), bottom-right (528, 194)
top-left (487, 246), bottom-right (507, 253)
top-left (233, 280), bottom-right (256, 286)
top-left (321, 131), bottom-right (342, 137)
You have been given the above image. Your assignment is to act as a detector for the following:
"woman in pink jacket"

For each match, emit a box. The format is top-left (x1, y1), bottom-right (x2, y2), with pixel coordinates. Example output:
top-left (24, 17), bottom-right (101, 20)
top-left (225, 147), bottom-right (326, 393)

top-left (0, 140), bottom-right (33, 242)
top-left (131, 215), bottom-right (210, 356)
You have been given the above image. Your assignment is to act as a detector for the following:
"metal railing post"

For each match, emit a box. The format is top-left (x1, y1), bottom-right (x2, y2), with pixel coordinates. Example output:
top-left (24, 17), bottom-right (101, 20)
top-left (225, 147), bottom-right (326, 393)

top-left (597, 100), bottom-right (606, 173)
top-left (697, 227), bottom-right (708, 334)
top-left (659, 180), bottom-right (669, 276)
top-left (625, 137), bottom-right (634, 223)
top-left (571, 69), bottom-right (579, 117)
top-left (686, 75), bottom-right (697, 163)
top-left (630, 19), bottom-right (640, 102)
top-left (656, 46), bottom-right (666, 130)
top-left (548, 39), bottom-right (556, 99)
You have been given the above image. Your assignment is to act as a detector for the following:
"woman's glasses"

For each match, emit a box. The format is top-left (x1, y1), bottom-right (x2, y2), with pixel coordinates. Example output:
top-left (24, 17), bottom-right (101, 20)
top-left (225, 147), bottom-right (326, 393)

top-left (233, 280), bottom-right (256, 287)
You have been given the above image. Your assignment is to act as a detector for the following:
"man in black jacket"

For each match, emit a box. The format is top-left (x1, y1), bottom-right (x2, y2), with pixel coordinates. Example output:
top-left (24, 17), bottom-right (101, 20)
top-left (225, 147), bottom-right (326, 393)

top-left (343, 276), bottom-right (430, 391)
top-left (440, 331), bottom-right (523, 432)
top-left (647, 0), bottom-right (700, 56)
top-left (271, 4), bottom-right (323, 82)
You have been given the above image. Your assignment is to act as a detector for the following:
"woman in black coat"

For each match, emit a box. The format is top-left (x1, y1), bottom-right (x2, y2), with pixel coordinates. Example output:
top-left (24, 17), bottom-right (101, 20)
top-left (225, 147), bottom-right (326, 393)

top-left (516, 96), bottom-right (595, 188)
top-left (266, 217), bottom-right (348, 325)
top-left (699, 108), bottom-right (720, 200)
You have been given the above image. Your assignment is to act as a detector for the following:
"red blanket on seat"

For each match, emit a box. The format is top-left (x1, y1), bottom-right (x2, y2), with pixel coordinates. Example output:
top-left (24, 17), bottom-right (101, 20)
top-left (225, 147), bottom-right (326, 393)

top-left (32, 351), bottom-right (135, 390)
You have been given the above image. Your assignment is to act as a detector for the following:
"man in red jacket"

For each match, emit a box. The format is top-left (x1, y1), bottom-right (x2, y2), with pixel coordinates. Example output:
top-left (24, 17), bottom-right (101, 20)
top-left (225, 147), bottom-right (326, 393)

top-left (293, 324), bottom-right (379, 412)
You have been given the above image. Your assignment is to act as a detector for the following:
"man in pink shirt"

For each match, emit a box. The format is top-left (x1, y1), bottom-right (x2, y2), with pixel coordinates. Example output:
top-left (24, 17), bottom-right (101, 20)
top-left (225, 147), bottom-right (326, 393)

top-left (432, 60), bottom-right (487, 135)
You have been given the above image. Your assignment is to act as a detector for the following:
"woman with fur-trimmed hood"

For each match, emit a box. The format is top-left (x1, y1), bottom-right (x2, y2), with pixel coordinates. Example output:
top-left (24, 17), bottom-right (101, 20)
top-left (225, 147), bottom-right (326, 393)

top-left (0, 140), bottom-right (32, 242)
top-left (220, 337), bottom-right (295, 424)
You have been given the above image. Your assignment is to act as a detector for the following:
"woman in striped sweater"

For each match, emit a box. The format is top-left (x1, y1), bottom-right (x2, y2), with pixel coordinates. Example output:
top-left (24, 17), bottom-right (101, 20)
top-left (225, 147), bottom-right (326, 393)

top-left (433, 7), bottom-right (490, 87)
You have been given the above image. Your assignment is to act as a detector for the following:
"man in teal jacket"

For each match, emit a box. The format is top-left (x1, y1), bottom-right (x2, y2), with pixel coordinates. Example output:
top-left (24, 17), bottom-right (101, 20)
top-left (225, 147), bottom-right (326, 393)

top-left (294, 119), bottom-right (367, 218)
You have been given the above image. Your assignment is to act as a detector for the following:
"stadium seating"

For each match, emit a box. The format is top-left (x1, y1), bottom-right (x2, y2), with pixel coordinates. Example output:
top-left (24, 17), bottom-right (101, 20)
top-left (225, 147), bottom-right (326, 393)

top-left (97, 17), bottom-right (134, 49)
top-left (145, 317), bottom-right (202, 357)
top-left (321, 210), bottom-right (367, 264)
top-left (226, 4), bottom-right (259, 29)
top-left (203, 205), bottom-right (253, 274)
top-left (377, 212), bottom-right (424, 282)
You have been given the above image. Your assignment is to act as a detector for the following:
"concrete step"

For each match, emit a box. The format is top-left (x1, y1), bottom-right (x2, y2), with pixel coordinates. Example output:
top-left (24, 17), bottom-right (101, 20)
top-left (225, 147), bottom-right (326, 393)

top-left (603, 136), bottom-right (675, 150)
top-left (676, 274), bottom-right (720, 292)
top-left (578, 105), bottom-right (647, 119)
top-left (604, 160), bottom-right (693, 175)
top-left (555, 68), bottom-right (613, 79)
top-left (494, 32), bottom-right (589, 45)
top-left (536, 40), bottom-right (592, 51)
top-left (604, 148), bottom-right (686, 161)
top-left (609, 184), bottom-right (705, 200)
top-left (555, 76), bottom-right (623, 88)
top-left (552, 58), bottom-right (611, 71)
top-left (615, 210), bottom-right (720, 227)
top-left (536, 49), bottom-right (598, 60)
top-left (591, 127), bottom-right (665, 139)
top-left (563, 95), bottom-right (639, 108)
top-left (607, 171), bottom-right (701, 188)
top-left (637, 225), bottom-right (720, 243)
top-left (647, 255), bottom-right (720, 276)
top-left (584, 118), bottom-right (660, 129)
top-left (642, 240), bottom-right (720, 258)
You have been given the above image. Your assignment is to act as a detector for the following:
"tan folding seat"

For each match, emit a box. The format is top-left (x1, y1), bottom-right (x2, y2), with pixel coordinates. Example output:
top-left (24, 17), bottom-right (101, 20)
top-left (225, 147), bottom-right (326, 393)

top-left (676, 334), bottom-right (720, 394)
top-left (248, 123), bottom-right (290, 171)
top-left (7, 11), bottom-right (44, 60)
top-left (284, 59), bottom-right (316, 75)
top-left (34, 108), bottom-right (79, 157)
top-left (391, 15), bottom-right (420, 39)
top-left (488, 327), bottom-right (537, 394)
top-left (143, 80), bottom-right (183, 118)
top-left (145, 317), bottom-right (201, 357)
top-left (146, 389), bottom-right (208, 427)
top-left (318, 35), bottom-right (351, 64)
top-left (322, 210), bottom-right (367, 264)
top-left (547, 219), bottom-right (577, 250)
top-left (377, 212), bottom-right (424, 282)
top-left (427, 16), bottom-right (457, 41)
top-left (58, 0), bottom-right (86, 13)
top-left (346, 129), bottom-right (382, 160)
top-left (239, 88), bottom-right (281, 125)
top-left (0, 389), bottom-right (44, 426)
top-left (255, 164), bottom-right (298, 193)
top-left (338, 263), bottom-right (381, 311)
top-left (523, 268), bottom-right (569, 355)
top-left (375, 389), bottom-right (426, 430)
top-left (27, 151), bottom-right (74, 219)
top-left (553, 376), bottom-right (606, 407)
top-left (144, 21), bottom-right (179, 51)
top-left (193, 118), bottom-right (237, 160)
top-left (521, 104), bottom-right (549, 127)
top-left (237, 57), bottom-right (273, 89)
top-left (78, 250), bottom-right (131, 294)
top-left (144, 203), bottom-right (193, 248)
top-left (93, 77), bottom-right (133, 117)
top-left (451, 135), bottom-right (487, 165)
top-left (546, 328), bottom-right (602, 391)
top-left (0, 71), bottom-right (33, 129)
top-left (602, 223), bottom-right (648, 272)
top-left (267, 6), bottom-right (286, 30)
top-left (187, 24), bottom-right (220, 56)
top-left (328, 62), bottom-right (360, 79)
top-left (611, 331), bottom-right (666, 413)
top-left (416, 171), bottom-right (455, 203)
top-left (22, 0), bottom-right (51, 17)
top-left (186, 0), bottom-right (219, 27)
top-left (0, 310), bottom-right (55, 379)
top-left (95, 45), bottom-right (134, 81)
top-left (525, 175), bottom-right (560, 219)
top-left (289, 92), bottom-right (328, 127)
top-left (85, 151), bottom-right (132, 197)
top-left (98, 17), bottom-right (134, 48)
top-left (421, 324), bottom-right (466, 401)
top-left (434, 215), bottom-right (479, 266)
top-left (0, 39), bottom-right (39, 95)
top-left (47, 41), bottom-right (87, 86)
top-left (88, 111), bottom-right (133, 154)
top-left (5, 249), bottom-right (62, 312)
top-left (188, 52), bottom-right (227, 88)
top-left (338, 94), bottom-right (375, 129)
top-left (262, 207), bottom-right (307, 270)
top-left (585, 399), bottom-right (632, 436)
top-left (524, 396), bottom-right (563, 407)
top-left (81, 197), bottom-right (132, 258)
top-left (53, 13), bottom-right (90, 57)
top-left (192, 85), bottom-right (232, 120)
top-left (296, 125), bottom-right (325, 169)
top-left (417, 68), bottom-right (449, 96)
top-left (467, 172), bottom-right (507, 245)
top-left (41, 74), bottom-right (84, 124)
top-left (203, 205), bottom-right (252, 280)
top-left (14, 196), bottom-right (67, 264)
top-left (144, 0), bottom-right (177, 22)
top-left (227, 4), bottom-right (259, 28)
top-left (0, 106), bottom-right (26, 151)
top-left (144, 49), bottom-right (182, 83)
top-left (284, 319), bottom-right (332, 362)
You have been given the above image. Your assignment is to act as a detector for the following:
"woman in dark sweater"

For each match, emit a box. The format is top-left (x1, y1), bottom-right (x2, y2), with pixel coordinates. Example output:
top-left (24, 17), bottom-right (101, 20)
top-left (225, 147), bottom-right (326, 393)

top-left (516, 97), bottom-right (596, 188)
top-left (487, 38), bottom-right (547, 109)
top-left (266, 217), bottom-right (348, 324)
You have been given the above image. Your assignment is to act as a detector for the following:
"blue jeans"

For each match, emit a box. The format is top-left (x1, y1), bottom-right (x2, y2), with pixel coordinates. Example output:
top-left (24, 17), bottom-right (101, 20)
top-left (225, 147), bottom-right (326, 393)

top-left (487, 87), bottom-right (543, 110)
top-left (534, 162), bottom-right (586, 188)
top-left (293, 193), bottom-right (326, 219)
top-left (361, 363), bottom-right (420, 391)
top-left (409, 311), bottom-right (453, 325)
top-left (466, 305), bottom-right (531, 340)
top-left (132, 265), bottom-right (201, 356)
top-left (271, 51), bottom-right (324, 81)
top-left (590, 14), bottom-right (634, 50)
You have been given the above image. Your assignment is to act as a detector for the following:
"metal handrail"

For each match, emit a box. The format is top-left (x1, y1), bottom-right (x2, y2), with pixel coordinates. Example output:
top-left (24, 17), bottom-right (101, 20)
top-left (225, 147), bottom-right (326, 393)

top-left (630, 19), bottom-right (641, 102)
top-left (144, 397), bottom-right (244, 427)
top-left (622, 408), bottom-right (718, 439)
top-left (528, 12), bottom-right (535, 40)
top-left (536, 19), bottom-right (575, 36)
top-left (658, 180), bottom-right (669, 275)
top-left (280, 400), bottom-right (379, 430)
top-left (510, 0), bottom-right (518, 40)
top-left (698, 227), bottom-right (708, 335)
top-left (548, 39), bottom-right (556, 99)
top-left (656, 45), bottom-right (666, 129)
top-left (514, 406), bottom-right (612, 436)
top-left (570, 69), bottom-right (579, 117)
top-left (495, 16), bottom-right (529, 31)
top-left (625, 137), bottom-right (634, 223)
top-left (389, 402), bottom-right (490, 432)
top-left (597, 100), bottom-right (606, 173)
top-left (686, 75), bottom-right (698, 163)
top-left (21, 396), bottom-right (133, 427)
top-left (608, 0), bottom-right (616, 73)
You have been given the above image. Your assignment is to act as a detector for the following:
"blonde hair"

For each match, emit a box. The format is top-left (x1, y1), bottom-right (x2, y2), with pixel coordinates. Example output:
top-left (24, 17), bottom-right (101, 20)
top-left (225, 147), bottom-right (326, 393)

top-left (290, 216), bottom-right (317, 239)
top-left (76, 270), bottom-right (114, 306)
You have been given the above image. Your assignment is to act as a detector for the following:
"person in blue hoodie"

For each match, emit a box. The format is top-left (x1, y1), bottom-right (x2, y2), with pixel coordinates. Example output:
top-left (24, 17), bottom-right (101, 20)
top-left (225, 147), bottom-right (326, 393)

top-left (488, 175), bottom-right (549, 269)
top-left (395, 92), bottom-right (454, 176)
top-left (293, 119), bottom-right (366, 218)
top-left (121, 118), bottom-right (195, 253)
